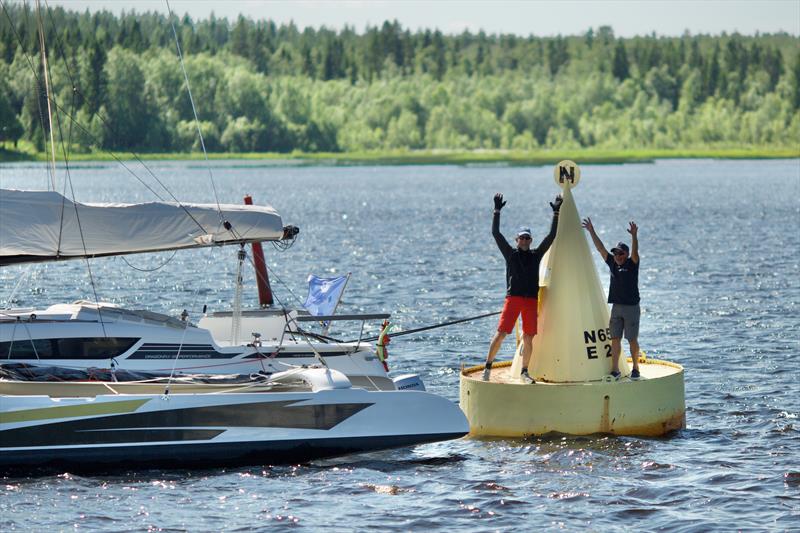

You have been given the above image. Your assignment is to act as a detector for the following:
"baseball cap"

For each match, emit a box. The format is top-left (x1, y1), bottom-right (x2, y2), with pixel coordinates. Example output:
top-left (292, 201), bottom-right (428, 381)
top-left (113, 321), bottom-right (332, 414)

top-left (516, 227), bottom-right (532, 238)
top-left (610, 242), bottom-right (629, 254)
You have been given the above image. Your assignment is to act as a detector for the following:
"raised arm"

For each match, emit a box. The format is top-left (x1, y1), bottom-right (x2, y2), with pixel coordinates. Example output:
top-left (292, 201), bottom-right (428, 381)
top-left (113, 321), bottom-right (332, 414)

top-left (535, 195), bottom-right (562, 253)
top-left (628, 221), bottom-right (639, 264)
top-left (492, 193), bottom-right (512, 257)
top-left (581, 217), bottom-right (609, 260)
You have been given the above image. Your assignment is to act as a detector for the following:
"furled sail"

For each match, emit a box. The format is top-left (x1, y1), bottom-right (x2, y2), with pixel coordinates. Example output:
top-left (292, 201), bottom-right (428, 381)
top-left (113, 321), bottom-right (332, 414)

top-left (0, 189), bottom-right (286, 266)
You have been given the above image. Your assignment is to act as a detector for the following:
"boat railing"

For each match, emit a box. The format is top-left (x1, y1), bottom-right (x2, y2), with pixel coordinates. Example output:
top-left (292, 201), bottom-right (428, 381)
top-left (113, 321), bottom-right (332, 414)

top-left (289, 313), bottom-right (391, 350)
top-left (294, 314), bottom-right (390, 322)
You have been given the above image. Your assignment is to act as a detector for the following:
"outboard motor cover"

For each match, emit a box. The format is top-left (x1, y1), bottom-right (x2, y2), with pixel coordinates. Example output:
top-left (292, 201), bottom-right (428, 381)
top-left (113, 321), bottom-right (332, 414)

top-left (392, 373), bottom-right (425, 391)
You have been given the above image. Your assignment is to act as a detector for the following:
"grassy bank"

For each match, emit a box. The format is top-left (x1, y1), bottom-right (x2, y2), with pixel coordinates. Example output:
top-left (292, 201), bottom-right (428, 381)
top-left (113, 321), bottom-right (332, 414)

top-left (2, 144), bottom-right (798, 166)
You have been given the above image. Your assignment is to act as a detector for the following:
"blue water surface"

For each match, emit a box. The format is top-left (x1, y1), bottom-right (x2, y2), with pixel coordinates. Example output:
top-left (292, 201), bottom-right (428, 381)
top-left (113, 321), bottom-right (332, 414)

top-left (1, 159), bottom-right (798, 531)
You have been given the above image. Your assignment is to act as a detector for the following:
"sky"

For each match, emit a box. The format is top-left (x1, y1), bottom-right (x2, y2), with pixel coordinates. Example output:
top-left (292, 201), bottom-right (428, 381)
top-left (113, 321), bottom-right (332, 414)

top-left (43, 0), bottom-right (800, 37)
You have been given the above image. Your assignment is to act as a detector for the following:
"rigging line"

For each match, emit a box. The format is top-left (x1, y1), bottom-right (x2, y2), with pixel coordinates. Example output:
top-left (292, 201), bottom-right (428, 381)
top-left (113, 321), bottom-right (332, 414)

top-left (21, 322), bottom-right (40, 361)
top-left (56, 121), bottom-right (69, 256)
top-left (38, 0), bottom-right (204, 233)
top-left (244, 255), bottom-right (375, 356)
top-left (2, 264), bottom-right (35, 308)
top-left (33, 0), bottom-right (107, 336)
top-left (0, 0), bottom-right (106, 336)
top-left (262, 261), bottom-right (305, 309)
top-left (241, 246), bottom-right (281, 305)
top-left (240, 248), bottom-right (298, 308)
top-left (165, 0), bottom-right (223, 220)
top-left (34, 0), bottom-right (56, 191)
top-left (13, 0), bottom-right (49, 191)
top-left (343, 311), bottom-right (502, 343)
top-left (120, 250), bottom-right (179, 272)
top-left (271, 238), bottom-right (296, 252)
top-left (288, 327), bottom-right (343, 343)
top-left (38, 0), bottom-right (194, 212)
top-left (165, 245), bottom-right (213, 393)
top-left (237, 254), bottom-right (314, 346)
top-left (0, 3), bottom-right (164, 199)
top-left (275, 308), bottom-right (332, 370)
top-left (4, 320), bottom-right (17, 358)
top-left (40, 0), bottom-right (75, 256)
top-left (242, 254), bottom-right (375, 375)
top-left (2, 1), bottom-right (210, 237)
top-left (65, 178), bottom-right (108, 338)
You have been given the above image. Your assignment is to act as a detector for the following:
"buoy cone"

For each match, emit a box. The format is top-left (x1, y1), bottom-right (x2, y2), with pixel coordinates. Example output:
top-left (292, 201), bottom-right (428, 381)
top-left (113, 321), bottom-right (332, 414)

top-left (462, 161), bottom-right (685, 437)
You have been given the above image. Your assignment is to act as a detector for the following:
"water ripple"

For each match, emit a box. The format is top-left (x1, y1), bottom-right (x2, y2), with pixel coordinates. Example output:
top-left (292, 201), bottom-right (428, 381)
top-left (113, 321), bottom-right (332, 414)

top-left (2, 160), bottom-right (799, 531)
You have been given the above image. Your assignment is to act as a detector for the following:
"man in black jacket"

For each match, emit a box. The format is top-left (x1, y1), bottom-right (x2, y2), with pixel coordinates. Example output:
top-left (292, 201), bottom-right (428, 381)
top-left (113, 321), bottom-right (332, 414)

top-left (582, 218), bottom-right (641, 379)
top-left (482, 193), bottom-right (562, 383)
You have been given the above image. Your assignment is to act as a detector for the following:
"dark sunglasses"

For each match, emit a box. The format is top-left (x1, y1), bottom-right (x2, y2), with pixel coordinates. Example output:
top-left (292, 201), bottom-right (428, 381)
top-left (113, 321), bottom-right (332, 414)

top-left (613, 251), bottom-right (626, 256)
top-left (517, 235), bottom-right (531, 240)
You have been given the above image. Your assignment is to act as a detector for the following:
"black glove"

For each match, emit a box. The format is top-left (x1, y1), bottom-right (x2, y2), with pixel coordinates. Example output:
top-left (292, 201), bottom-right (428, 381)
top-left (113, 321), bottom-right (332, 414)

top-left (550, 195), bottom-right (563, 212)
top-left (494, 193), bottom-right (506, 210)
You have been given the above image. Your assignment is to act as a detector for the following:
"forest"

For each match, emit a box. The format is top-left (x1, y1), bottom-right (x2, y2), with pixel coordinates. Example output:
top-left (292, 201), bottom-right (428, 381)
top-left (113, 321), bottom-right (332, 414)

top-left (1, 3), bottom-right (798, 159)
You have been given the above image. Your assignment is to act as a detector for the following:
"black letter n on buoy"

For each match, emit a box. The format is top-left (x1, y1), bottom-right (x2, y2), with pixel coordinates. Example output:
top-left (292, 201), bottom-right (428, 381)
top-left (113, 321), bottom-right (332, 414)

top-left (559, 166), bottom-right (575, 184)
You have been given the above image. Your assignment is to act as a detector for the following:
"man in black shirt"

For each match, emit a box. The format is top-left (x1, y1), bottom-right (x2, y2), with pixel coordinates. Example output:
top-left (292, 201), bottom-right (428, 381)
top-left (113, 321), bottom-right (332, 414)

top-left (582, 218), bottom-right (641, 379)
top-left (482, 193), bottom-right (562, 383)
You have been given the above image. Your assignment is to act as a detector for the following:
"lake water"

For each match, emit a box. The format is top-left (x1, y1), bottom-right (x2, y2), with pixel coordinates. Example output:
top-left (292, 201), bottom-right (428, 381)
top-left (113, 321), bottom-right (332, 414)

top-left (1, 159), bottom-right (799, 531)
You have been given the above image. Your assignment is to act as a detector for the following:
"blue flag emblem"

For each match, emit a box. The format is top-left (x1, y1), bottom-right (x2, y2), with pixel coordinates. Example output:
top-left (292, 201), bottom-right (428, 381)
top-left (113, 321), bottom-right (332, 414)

top-left (304, 274), bottom-right (349, 316)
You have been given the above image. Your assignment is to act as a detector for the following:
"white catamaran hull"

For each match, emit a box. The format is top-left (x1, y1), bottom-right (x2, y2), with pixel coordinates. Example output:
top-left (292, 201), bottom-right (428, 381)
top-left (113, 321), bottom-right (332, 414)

top-left (0, 372), bottom-right (468, 472)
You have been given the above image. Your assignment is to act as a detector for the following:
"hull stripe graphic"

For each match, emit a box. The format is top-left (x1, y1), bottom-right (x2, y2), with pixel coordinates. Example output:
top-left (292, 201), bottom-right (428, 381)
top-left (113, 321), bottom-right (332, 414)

top-left (0, 399), bottom-right (150, 423)
top-left (1, 401), bottom-right (372, 447)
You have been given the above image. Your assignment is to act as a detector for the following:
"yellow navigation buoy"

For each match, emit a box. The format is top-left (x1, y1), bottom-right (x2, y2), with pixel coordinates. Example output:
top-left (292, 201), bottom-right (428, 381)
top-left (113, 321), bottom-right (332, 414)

top-left (461, 161), bottom-right (685, 437)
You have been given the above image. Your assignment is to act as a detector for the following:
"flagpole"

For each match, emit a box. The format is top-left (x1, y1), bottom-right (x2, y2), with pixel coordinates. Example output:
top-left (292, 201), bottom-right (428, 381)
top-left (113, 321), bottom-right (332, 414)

top-left (322, 272), bottom-right (351, 336)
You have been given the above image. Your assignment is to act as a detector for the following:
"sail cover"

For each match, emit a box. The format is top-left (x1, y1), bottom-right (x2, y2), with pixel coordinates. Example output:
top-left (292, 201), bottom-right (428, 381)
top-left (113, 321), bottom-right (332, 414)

top-left (0, 189), bottom-right (285, 266)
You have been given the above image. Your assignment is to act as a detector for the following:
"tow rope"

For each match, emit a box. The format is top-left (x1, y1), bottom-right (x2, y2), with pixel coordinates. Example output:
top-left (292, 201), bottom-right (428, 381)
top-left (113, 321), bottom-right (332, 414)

top-left (346, 311), bottom-right (500, 344)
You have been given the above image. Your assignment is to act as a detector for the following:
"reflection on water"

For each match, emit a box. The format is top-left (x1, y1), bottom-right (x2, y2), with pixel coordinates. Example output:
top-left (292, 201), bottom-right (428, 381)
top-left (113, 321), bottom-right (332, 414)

top-left (1, 159), bottom-right (799, 531)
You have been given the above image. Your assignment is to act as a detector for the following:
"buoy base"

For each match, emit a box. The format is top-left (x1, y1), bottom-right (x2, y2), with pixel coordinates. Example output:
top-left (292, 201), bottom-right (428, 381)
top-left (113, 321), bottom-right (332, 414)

top-left (460, 358), bottom-right (685, 438)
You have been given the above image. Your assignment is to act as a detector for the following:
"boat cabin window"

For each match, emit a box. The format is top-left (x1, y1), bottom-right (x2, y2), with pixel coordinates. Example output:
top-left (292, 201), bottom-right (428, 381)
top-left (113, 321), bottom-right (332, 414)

top-left (1, 337), bottom-right (139, 359)
top-left (1, 339), bottom-right (53, 359)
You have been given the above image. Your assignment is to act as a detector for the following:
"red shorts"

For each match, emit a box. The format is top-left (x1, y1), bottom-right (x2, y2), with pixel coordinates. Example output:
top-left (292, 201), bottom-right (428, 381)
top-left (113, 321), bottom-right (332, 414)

top-left (497, 296), bottom-right (538, 335)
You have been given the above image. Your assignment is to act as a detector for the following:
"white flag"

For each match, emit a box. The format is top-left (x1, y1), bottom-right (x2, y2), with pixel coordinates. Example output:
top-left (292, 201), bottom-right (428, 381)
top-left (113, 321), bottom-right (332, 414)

top-left (303, 275), bottom-right (348, 316)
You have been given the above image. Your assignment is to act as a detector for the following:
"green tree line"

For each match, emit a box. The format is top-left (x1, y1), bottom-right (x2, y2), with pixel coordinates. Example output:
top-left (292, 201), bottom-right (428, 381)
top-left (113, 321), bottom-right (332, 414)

top-left (1, 3), bottom-right (798, 154)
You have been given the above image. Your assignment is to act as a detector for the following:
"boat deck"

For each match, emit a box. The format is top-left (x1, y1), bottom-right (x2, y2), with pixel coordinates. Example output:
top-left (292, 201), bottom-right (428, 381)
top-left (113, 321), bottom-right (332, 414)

top-left (462, 358), bottom-right (681, 385)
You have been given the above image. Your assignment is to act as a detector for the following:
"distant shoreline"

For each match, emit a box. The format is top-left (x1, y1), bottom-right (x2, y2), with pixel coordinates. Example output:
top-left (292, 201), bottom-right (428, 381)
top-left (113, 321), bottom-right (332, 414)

top-left (1, 148), bottom-right (798, 166)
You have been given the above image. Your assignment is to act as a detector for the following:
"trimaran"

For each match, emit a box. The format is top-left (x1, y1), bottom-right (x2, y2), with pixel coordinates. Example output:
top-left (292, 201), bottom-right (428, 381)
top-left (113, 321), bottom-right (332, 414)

top-left (0, 2), bottom-right (468, 472)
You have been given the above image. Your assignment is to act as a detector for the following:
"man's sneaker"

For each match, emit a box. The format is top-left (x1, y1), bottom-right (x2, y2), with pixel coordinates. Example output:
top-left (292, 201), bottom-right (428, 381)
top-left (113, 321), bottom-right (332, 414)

top-left (630, 368), bottom-right (640, 379)
top-left (481, 367), bottom-right (492, 381)
top-left (610, 370), bottom-right (621, 380)
top-left (520, 371), bottom-right (535, 384)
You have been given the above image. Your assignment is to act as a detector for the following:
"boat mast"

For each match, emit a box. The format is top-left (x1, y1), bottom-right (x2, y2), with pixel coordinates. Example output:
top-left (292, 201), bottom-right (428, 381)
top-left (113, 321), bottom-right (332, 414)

top-left (244, 194), bottom-right (274, 307)
top-left (35, 0), bottom-right (57, 191)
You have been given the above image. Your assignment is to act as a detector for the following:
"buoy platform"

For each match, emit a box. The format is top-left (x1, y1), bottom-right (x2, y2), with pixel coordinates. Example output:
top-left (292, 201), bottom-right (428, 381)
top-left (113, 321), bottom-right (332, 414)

top-left (460, 161), bottom-right (686, 438)
top-left (460, 358), bottom-right (685, 437)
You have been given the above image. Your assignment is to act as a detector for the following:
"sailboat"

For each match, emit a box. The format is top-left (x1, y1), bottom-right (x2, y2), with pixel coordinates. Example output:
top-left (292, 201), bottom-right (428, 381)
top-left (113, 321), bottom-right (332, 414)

top-left (0, 189), bottom-right (473, 472)
top-left (1, 0), bottom-right (421, 392)
top-left (0, 189), bottom-right (417, 392)
top-left (0, 183), bottom-right (471, 473)
top-left (0, 6), bottom-right (467, 472)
